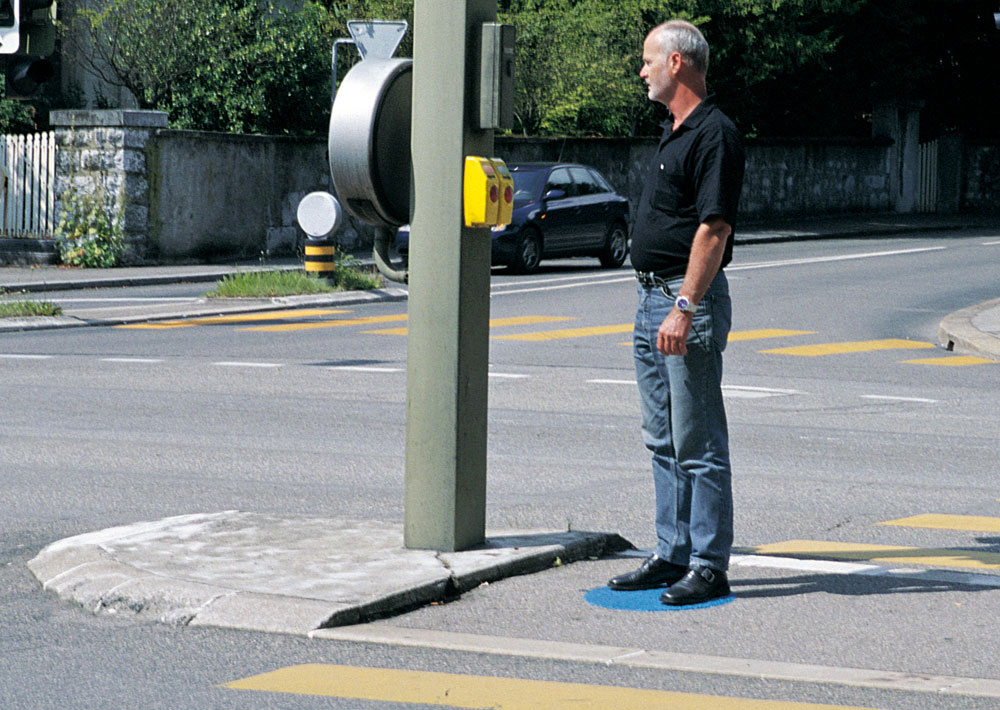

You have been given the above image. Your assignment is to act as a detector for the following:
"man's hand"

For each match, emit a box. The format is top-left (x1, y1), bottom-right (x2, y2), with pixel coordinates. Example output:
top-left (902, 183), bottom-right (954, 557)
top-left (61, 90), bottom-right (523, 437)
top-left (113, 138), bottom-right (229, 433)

top-left (657, 308), bottom-right (694, 355)
top-left (655, 216), bottom-right (731, 355)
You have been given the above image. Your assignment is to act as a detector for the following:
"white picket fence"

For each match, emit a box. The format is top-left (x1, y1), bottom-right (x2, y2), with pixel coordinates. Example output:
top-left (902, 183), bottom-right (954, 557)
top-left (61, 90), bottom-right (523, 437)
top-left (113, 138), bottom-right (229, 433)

top-left (1, 131), bottom-right (57, 236)
top-left (917, 138), bottom-right (938, 213)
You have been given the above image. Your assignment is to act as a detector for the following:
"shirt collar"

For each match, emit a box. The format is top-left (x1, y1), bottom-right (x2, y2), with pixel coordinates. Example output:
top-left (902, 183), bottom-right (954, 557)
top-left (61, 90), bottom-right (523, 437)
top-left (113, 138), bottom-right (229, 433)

top-left (662, 93), bottom-right (718, 134)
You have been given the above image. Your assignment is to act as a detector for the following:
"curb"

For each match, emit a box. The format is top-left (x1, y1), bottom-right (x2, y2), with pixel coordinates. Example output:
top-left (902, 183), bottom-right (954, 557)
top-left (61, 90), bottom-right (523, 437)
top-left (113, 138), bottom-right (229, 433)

top-left (0, 264), bottom-right (304, 294)
top-left (937, 297), bottom-right (1000, 361)
top-left (735, 221), bottom-right (969, 245)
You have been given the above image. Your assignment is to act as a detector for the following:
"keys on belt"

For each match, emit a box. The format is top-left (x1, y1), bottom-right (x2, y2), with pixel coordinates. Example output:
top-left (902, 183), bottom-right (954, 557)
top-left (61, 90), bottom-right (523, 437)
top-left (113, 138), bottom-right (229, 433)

top-left (635, 271), bottom-right (675, 290)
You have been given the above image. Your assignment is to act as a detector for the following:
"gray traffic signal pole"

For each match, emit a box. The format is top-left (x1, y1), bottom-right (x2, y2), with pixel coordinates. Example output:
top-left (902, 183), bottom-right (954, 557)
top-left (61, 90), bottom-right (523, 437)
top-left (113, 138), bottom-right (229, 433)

top-left (404, 0), bottom-right (496, 551)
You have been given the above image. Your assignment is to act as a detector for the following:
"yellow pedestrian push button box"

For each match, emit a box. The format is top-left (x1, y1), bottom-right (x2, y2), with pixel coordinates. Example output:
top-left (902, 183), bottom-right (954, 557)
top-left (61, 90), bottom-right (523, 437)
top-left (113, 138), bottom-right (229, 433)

top-left (464, 156), bottom-right (500, 228)
top-left (492, 158), bottom-right (514, 226)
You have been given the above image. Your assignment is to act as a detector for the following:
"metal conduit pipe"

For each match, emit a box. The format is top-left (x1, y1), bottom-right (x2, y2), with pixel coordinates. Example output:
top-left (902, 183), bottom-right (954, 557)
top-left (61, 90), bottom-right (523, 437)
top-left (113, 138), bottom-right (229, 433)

top-left (373, 226), bottom-right (408, 283)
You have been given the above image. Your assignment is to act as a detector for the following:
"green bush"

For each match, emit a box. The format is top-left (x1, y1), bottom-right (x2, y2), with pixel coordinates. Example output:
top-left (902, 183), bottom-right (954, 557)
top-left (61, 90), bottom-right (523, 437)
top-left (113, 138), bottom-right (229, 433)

top-left (55, 186), bottom-right (126, 268)
top-left (0, 98), bottom-right (37, 134)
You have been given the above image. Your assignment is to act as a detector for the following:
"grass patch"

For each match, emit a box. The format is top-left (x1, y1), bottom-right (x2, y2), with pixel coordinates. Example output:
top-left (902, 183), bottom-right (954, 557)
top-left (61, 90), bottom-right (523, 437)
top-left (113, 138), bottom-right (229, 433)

top-left (0, 299), bottom-right (63, 318)
top-left (205, 263), bottom-right (380, 298)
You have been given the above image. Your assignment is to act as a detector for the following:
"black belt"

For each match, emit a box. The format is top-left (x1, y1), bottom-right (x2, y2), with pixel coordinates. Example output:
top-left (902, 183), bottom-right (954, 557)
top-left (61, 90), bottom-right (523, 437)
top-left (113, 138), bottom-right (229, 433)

top-left (635, 270), bottom-right (678, 289)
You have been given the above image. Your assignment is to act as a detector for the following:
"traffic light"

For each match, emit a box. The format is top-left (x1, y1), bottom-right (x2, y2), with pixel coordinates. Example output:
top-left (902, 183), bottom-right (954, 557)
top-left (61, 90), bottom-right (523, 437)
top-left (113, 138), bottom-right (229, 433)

top-left (0, 0), bottom-right (19, 55)
top-left (1, 0), bottom-right (55, 96)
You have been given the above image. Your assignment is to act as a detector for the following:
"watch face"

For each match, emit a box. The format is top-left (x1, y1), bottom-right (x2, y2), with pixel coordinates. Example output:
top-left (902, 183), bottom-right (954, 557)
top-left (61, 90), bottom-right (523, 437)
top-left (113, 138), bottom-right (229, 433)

top-left (676, 296), bottom-right (690, 311)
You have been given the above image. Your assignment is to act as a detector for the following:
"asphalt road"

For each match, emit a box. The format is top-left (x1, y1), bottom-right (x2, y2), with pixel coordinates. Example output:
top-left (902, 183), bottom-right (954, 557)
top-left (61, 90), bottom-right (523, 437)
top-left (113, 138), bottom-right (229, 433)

top-left (2, 230), bottom-right (1000, 709)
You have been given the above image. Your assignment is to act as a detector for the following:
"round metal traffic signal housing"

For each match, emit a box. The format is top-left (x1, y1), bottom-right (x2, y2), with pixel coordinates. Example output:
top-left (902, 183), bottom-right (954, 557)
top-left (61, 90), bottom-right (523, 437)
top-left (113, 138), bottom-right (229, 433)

top-left (328, 58), bottom-right (412, 229)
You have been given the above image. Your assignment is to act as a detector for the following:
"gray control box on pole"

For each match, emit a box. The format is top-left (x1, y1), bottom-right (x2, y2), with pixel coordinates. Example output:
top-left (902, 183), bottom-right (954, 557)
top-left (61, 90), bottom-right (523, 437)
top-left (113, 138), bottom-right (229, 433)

top-left (479, 22), bottom-right (515, 130)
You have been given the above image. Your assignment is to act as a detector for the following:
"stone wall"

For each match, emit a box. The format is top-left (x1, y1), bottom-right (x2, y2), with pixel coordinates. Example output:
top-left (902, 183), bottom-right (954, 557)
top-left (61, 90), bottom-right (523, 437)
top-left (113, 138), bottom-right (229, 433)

top-left (495, 136), bottom-right (895, 223)
top-left (49, 110), bottom-right (165, 264)
top-left (963, 142), bottom-right (1000, 213)
top-left (147, 130), bottom-right (333, 262)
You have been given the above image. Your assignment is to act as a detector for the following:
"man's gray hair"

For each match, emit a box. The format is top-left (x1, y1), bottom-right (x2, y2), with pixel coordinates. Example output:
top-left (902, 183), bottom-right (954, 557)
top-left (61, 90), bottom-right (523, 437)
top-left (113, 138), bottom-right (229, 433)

top-left (654, 20), bottom-right (710, 75)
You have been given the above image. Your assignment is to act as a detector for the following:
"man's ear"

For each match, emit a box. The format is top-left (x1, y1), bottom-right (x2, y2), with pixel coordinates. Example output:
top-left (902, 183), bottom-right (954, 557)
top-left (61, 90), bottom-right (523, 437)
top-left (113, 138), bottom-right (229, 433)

top-left (668, 51), bottom-right (682, 75)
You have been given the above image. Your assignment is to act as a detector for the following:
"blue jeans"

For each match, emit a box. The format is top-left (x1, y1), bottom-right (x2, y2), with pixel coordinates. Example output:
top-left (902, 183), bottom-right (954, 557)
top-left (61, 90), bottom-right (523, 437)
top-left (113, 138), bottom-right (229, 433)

top-left (633, 271), bottom-right (733, 572)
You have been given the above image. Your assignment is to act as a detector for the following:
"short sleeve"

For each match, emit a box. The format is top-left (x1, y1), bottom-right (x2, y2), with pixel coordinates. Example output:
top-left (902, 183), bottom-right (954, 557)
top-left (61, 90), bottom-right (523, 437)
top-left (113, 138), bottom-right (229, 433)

top-left (693, 123), bottom-right (745, 225)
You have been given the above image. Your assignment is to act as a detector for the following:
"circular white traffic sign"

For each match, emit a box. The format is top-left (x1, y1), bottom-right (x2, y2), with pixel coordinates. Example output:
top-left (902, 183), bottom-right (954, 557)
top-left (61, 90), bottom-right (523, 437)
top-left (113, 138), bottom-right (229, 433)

top-left (296, 191), bottom-right (343, 238)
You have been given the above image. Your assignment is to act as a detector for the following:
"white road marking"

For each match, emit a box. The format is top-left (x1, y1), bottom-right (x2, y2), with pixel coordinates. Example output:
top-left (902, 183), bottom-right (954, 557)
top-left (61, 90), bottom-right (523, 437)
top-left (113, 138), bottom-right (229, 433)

top-left (621, 547), bottom-right (1000, 588)
top-left (213, 361), bottom-right (283, 369)
top-left (861, 394), bottom-right (938, 404)
top-left (493, 276), bottom-right (634, 296)
top-left (327, 366), bottom-right (403, 373)
top-left (490, 273), bottom-right (628, 290)
top-left (587, 378), bottom-right (635, 385)
top-left (723, 385), bottom-right (803, 398)
top-left (100, 358), bottom-right (165, 364)
top-left (489, 372), bottom-right (530, 379)
top-left (0, 353), bottom-right (53, 359)
top-left (731, 246), bottom-right (947, 271)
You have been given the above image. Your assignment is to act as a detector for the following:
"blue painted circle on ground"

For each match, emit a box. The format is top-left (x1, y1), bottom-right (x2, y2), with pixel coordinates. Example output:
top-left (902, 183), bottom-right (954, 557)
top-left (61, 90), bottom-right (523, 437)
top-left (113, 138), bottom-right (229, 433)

top-left (585, 586), bottom-right (735, 611)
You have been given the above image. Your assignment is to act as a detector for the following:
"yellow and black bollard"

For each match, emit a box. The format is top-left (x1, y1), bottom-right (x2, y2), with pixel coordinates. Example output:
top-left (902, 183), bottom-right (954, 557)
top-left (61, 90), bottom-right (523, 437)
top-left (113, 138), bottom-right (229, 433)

top-left (297, 191), bottom-right (344, 283)
top-left (304, 239), bottom-right (337, 282)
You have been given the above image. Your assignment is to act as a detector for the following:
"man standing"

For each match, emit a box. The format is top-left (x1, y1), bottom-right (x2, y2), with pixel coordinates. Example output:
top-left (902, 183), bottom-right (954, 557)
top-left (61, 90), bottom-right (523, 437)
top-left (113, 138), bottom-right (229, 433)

top-left (608, 20), bottom-right (744, 606)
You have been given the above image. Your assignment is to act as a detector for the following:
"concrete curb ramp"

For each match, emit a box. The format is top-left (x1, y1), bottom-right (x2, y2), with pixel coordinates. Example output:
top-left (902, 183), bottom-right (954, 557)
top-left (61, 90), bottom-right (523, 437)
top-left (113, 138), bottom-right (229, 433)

top-left (938, 297), bottom-right (1000, 361)
top-left (27, 512), bottom-right (631, 635)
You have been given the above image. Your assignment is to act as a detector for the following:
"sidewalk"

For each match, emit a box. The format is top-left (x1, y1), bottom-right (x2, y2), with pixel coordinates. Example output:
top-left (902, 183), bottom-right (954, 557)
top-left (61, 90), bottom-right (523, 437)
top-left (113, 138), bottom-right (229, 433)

top-left (10, 211), bottom-right (1000, 647)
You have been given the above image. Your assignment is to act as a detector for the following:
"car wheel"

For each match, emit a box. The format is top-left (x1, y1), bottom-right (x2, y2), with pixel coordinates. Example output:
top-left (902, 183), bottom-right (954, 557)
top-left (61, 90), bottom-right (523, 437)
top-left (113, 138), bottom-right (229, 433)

top-left (512, 229), bottom-right (542, 274)
top-left (599, 223), bottom-right (628, 268)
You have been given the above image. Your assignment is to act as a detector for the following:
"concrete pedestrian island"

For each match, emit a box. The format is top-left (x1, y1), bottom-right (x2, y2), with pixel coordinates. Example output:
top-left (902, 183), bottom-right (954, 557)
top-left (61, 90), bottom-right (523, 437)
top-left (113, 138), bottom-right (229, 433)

top-left (28, 511), bottom-right (630, 635)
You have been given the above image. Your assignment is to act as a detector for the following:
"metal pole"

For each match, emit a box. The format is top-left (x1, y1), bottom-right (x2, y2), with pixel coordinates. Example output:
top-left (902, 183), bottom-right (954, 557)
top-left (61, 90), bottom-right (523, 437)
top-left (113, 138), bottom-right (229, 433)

top-left (404, 0), bottom-right (495, 551)
top-left (331, 38), bottom-right (356, 105)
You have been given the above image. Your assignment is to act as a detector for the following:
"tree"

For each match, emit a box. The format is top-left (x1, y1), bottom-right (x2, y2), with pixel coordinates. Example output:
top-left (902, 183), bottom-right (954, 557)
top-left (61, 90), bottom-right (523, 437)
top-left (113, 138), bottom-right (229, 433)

top-left (62, 0), bottom-right (340, 135)
top-left (499, 0), bottom-right (860, 137)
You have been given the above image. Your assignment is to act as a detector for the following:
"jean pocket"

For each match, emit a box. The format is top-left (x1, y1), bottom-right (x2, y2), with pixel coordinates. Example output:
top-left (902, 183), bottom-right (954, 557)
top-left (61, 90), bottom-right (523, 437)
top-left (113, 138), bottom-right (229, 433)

top-left (711, 291), bottom-right (732, 352)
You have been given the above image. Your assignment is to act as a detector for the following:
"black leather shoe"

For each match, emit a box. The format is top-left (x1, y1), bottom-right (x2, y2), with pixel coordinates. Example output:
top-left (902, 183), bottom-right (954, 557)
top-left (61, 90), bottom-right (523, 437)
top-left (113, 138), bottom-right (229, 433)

top-left (659, 566), bottom-right (730, 606)
top-left (608, 555), bottom-right (687, 590)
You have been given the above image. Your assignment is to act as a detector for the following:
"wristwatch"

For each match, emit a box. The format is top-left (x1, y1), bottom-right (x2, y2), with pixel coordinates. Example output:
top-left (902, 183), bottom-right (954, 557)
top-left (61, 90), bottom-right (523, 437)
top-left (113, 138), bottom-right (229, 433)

top-left (675, 295), bottom-right (698, 314)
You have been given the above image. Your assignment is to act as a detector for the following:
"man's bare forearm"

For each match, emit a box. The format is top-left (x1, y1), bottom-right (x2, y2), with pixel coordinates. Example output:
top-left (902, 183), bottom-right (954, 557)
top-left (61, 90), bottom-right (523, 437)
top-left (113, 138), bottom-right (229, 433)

top-left (656, 217), bottom-right (731, 355)
top-left (679, 217), bottom-right (731, 303)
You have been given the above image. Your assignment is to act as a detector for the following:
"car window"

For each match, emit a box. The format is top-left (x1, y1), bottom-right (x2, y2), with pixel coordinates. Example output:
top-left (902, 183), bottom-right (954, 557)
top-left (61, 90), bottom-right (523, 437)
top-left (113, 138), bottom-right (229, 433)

top-left (569, 167), bottom-right (602, 196)
top-left (511, 170), bottom-right (545, 203)
top-left (544, 167), bottom-right (575, 198)
top-left (588, 168), bottom-right (614, 193)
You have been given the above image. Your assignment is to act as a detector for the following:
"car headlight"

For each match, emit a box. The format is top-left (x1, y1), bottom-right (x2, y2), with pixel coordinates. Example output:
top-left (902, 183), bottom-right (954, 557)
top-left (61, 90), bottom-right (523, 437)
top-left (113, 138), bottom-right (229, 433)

top-left (491, 224), bottom-right (507, 233)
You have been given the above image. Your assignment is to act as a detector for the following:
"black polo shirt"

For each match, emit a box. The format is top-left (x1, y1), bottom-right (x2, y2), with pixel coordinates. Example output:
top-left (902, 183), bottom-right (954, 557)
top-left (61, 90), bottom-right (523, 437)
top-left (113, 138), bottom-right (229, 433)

top-left (630, 94), bottom-right (745, 278)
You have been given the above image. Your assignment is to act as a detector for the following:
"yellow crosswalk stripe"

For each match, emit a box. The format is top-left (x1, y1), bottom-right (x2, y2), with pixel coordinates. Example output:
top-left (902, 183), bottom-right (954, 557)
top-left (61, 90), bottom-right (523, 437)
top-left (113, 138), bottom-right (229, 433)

top-left (902, 355), bottom-right (997, 366)
top-left (760, 339), bottom-right (935, 356)
top-left (224, 664), bottom-right (874, 709)
top-left (494, 323), bottom-right (632, 341)
top-left (729, 329), bottom-right (816, 342)
top-left (241, 314), bottom-right (408, 332)
top-left (117, 309), bottom-right (351, 329)
top-left (879, 514), bottom-right (1000, 533)
top-left (747, 540), bottom-right (1000, 570)
top-left (363, 315), bottom-right (574, 336)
